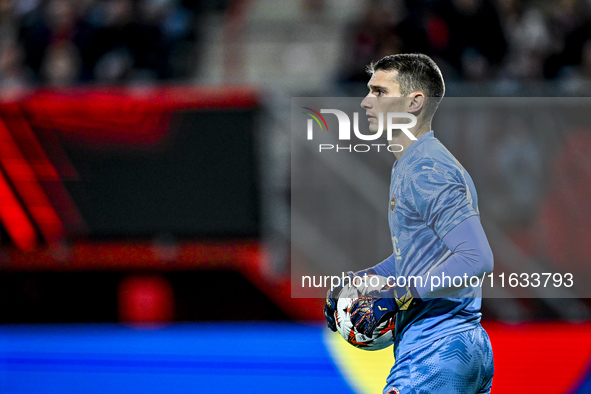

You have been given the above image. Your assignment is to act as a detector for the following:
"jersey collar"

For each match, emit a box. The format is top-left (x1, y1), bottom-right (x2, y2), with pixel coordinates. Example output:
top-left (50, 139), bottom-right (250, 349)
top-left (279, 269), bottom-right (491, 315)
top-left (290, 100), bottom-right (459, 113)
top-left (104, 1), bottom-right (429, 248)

top-left (396, 130), bottom-right (435, 166)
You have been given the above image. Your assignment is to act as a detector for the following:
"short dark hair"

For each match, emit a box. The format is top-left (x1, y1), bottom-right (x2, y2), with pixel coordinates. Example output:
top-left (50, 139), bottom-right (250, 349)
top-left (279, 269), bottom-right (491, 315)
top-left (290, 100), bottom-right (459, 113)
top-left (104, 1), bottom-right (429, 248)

top-left (367, 53), bottom-right (445, 116)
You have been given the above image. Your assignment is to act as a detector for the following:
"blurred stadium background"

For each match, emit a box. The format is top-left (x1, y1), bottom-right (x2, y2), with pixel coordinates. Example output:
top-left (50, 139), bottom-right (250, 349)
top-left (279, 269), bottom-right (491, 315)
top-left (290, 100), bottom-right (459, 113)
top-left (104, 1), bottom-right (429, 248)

top-left (0, 0), bottom-right (591, 393)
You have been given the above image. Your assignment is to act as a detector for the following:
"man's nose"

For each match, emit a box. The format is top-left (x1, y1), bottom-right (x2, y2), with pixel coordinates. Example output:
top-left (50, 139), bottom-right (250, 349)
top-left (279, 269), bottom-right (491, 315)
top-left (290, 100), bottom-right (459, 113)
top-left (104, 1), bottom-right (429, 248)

top-left (361, 95), bottom-right (373, 109)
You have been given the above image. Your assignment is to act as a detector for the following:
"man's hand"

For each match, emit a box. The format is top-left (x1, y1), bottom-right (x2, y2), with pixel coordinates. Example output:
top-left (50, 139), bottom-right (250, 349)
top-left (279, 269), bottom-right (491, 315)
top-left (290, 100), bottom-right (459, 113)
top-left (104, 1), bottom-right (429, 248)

top-left (350, 286), bottom-right (416, 337)
top-left (324, 271), bottom-right (355, 332)
top-left (324, 269), bottom-right (378, 332)
top-left (324, 287), bottom-right (340, 332)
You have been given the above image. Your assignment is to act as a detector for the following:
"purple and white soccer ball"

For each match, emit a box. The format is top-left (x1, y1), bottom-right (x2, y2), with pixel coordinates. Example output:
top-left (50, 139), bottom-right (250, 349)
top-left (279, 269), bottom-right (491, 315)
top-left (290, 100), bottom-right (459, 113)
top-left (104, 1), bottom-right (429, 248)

top-left (334, 274), bottom-right (396, 351)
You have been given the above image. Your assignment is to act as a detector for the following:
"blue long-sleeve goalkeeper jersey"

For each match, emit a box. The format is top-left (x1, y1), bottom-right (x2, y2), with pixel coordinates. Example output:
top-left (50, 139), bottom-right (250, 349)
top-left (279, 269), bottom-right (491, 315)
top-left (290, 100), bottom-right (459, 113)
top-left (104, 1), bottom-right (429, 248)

top-left (374, 131), bottom-right (483, 356)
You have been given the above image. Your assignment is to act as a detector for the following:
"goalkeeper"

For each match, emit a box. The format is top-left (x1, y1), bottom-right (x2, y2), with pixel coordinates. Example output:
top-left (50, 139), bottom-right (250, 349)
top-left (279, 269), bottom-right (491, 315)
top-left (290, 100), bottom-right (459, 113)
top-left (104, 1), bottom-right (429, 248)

top-left (324, 54), bottom-right (494, 394)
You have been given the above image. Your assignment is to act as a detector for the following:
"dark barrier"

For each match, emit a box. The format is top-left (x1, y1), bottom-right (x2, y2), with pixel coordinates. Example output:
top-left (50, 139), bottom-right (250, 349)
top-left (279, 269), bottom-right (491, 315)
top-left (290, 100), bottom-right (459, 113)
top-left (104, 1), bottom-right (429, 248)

top-left (0, 86), bottom-right (260, 244)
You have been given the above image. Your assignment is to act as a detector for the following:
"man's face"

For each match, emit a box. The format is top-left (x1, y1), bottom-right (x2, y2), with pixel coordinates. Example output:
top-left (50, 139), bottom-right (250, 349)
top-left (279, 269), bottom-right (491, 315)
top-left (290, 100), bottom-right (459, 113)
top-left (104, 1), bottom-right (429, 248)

top-left (361, 70), bottom-right (409, 133)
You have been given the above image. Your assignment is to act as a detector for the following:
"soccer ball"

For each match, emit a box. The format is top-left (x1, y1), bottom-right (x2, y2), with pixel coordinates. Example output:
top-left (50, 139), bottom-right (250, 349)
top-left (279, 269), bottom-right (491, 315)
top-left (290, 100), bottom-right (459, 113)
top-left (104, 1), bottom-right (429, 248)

top-left (334, 275), bottom-right (396, 351)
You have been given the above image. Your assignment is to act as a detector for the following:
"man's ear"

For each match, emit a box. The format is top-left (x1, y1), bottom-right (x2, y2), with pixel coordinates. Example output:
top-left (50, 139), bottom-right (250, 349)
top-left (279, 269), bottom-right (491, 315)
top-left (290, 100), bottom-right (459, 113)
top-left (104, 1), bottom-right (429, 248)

top-left (408, 92), bottom-right (425, 114)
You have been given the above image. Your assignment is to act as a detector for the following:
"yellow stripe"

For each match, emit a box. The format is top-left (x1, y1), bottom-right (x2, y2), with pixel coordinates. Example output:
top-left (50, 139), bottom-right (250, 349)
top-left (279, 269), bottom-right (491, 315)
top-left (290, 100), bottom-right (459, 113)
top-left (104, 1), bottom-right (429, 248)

top-left (304, 112), bottom-right (324, 131)
top-left (323, 329), bottom-right (395, 394)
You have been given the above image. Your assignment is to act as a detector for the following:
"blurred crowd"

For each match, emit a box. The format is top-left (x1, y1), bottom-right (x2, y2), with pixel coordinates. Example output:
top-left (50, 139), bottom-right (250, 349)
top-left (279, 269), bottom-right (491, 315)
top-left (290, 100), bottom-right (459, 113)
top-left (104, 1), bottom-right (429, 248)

top-left (0, 0), bottom-right (203, 89)
top-left (338, 0), bottom-right (591, 84)
top-left (4, 0), bottom-right (591, 90)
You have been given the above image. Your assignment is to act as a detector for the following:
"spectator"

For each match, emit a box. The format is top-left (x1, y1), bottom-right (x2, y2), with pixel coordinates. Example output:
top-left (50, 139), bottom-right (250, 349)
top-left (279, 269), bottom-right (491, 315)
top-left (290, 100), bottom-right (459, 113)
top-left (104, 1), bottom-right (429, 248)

top-left (13, 0), bottom-right (199, 85)
top-left (41, 41), bottom-right (81, 86)
top-left (499, 3), bottom-right (553, 79)
top-left (544, 0), bottom-right (591, 79)
top-left (19, 0), bottom-right (81, 82)
top-left (337, 0), bottom-right (420, 85)
top-left (431, 0), bottom-right (507, 80)
top-left (0, 39), bottom-right (30, 96)
top-left (0, 0), bottom-right (19, 43)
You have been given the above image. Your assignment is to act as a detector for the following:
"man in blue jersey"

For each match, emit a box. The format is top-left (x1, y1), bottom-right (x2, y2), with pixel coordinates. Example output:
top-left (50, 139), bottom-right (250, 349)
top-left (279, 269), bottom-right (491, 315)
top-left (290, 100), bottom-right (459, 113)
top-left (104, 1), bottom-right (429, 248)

top-left (324, 53), bottom-right (495, 393)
